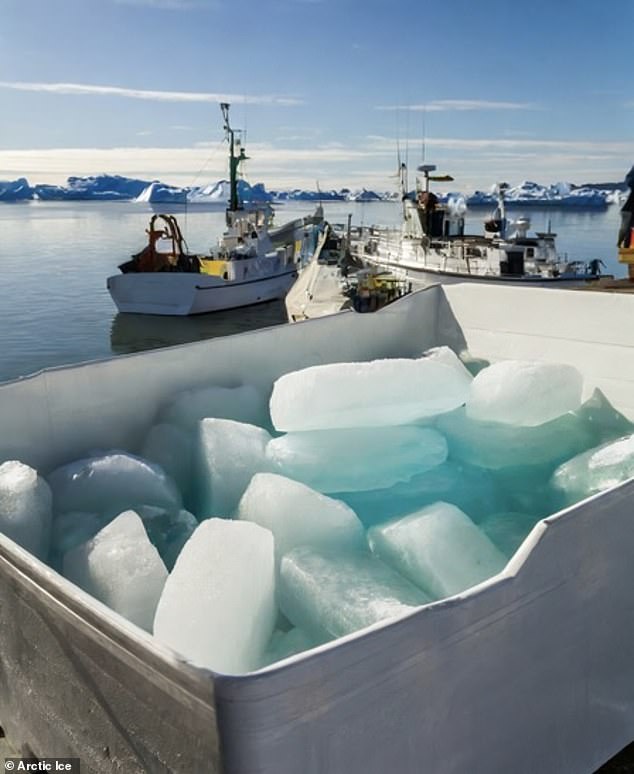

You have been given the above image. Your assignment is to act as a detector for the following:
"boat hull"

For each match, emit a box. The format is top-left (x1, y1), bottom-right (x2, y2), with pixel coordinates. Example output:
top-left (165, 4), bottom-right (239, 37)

top-left (107, 267), bottom-right (298, 316)
top-left (362, 255), bottom-right (598, 287)
top-left (2, 286), bottom-right (634, 772)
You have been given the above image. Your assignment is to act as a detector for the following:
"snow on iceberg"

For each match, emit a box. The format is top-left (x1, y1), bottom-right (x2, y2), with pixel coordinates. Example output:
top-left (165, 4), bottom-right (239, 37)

top-left (135, 178), bottom-right (274, 205)
top-left (466, 180), bottom-right (608, 208)
top-left (135, 182), bottom-right (188, 204)
top-left (35, 175), bottom-right (152, 201)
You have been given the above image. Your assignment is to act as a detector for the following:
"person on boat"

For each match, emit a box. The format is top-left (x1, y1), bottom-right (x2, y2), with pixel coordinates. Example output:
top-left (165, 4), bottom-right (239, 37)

top-left (417, 190), bottom-right (438, 211)
top-left (589, 258), bottom-right (606, 277)
top-left (617, 166), bottom-right (634, 248)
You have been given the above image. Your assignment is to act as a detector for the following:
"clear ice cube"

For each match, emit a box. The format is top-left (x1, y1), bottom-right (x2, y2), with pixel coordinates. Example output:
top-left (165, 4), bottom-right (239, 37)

top-left (63, 510), bottom-right (168, 631)
top-left (279, 547), bottom-right (429, 641)
top-left (266, 426), bottom-right (447, 492)
top-left (47, 452), bottom-right (182, 518)
top-left (0, 460), bottom-right (52, 559)
top-left (196, 419), bottom-right (272, 518)
top-left (236, 472), bottom-right (365, 568)
top-left (153, 518), bottom-right (276, 674)
top-left (270, 356), bottom-right (472, 431)
top-left (466, 360), bottom-right (583, 426)
top-left (368, 501), bottom-right (507, 599)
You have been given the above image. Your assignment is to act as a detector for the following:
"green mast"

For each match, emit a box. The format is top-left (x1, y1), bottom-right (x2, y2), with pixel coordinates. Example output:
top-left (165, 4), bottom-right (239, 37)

top-left (220, 102), bottom-right (248, 214)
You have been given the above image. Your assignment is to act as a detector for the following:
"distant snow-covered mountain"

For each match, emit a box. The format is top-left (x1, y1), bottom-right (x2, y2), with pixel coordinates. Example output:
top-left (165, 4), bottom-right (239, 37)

top-left (0, 174), bottom-right (624, 207)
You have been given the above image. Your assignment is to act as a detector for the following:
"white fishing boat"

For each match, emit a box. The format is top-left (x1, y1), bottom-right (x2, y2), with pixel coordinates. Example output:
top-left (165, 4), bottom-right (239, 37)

top-left (107, 104), bottom-right (321, 316)
top-left (349, 163), bottom-right (608, 287)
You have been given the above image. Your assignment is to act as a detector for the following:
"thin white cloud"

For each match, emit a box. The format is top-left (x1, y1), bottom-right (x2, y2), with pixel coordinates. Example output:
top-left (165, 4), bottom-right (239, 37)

top-left (0, 81), bottom-right (303, 107)
top-left (376, 100), bottom-right (539, 112)
top-left (1, 135), bottom-right (630, 189)
top-left (364, 134), bottom-right (634, 154)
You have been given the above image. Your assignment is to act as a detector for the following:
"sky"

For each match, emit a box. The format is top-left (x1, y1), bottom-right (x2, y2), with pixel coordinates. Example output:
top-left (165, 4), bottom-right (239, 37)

top-left (0, 0), bottom-right (633, 192)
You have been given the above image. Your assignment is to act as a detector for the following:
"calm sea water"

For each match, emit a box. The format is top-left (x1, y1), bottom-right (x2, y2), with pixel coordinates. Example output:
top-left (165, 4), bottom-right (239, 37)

top-left (0, 199), bottom-right (623, 383)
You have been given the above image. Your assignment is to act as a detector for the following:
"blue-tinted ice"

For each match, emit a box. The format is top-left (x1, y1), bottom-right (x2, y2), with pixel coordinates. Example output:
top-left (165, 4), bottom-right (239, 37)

top-left (266, 426), bottom-right (447, 492)
top-left (4, 353), bottom-right (631, 672)
top-left (279, 547), bottom-right (430, 641)
top-left (368, 502), bottom-right (507, 599)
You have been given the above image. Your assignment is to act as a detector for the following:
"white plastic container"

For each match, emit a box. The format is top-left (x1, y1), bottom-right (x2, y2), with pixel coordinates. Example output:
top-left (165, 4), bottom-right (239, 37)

top-left (1, 284), bottom-right (633, 774)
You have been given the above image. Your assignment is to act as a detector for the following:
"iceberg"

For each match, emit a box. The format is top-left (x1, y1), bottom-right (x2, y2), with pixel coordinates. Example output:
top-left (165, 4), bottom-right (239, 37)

top-left (135, 182), bottom-right (187, 204)
top-left (135, 178), bottom-right (274, 205)
top-left (279, 547), bottom-right (429, 641)
top-left (236, 472), bottom-right (365, 568)
top-left (34, 175), bottom-right (151, 201)
top-left (153, 518), bottom-right (276, 674)
top-left (0, 461), bottom-right (52, 559)
top-left (270, 357), bottom-right (472, 431)
top-left (63, 510), bottom-right (168, 632)
top-left (465, 180), bottom-right (609, 208)
top-left (0, 178), bottom-right (33, 202)
top-left (465, 360), bottom-right (583, 426)
top-left (368, 502), bottom-right (507, 599)
top-left (266, 426), bottom-right (448, 493)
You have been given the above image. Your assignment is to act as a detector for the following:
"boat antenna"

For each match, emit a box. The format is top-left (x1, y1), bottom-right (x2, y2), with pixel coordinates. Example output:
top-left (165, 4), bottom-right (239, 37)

top-left (405, 106), bottom-right (410, 178)
top-left (220, 102), bottom-right (248, 213)
top-left (421, 105), bottom-right (427, 164)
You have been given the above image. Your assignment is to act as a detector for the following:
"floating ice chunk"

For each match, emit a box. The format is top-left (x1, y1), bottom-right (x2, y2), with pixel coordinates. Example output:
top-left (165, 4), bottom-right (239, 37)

top-left (197, 419), bottom-right (272, 518)
top-left (551, 432), bottom-right (634, 506)
top-left (160, 383), bottom-right (267, 430)
top-left (270, 356), bottom-right (472, 432)
top-left (47, 452), bottom-right (182, 518)
top-left (0, 461), bottom-right (52, 559)
top-left (465, 360), bottom-right (583, 426)
top-left (266, 426), bottom-right (447, 492)
top-left (153, 518), bottom-right (275, 674)
top-left (236, 473), bottom-right (365, 567)
top-left (141, 423), bottom-right (192, 502)
top-left (337, 461), bottom-right (503, 528)
top-left (63, 510), bottom-right (168, 631)
top-left (368, 502), bottom-right (507, 599)
top-left (135, 505), bottom-right (198, 571)
top-left (260, 627), bottom-right (321, 667)
top-left (478, 511), bottom-right (541, 556)
top-left (279, 547), bottom-right (429, 641)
